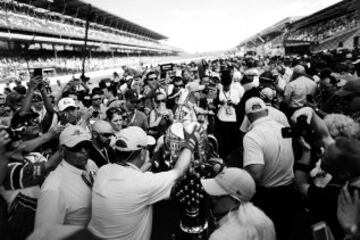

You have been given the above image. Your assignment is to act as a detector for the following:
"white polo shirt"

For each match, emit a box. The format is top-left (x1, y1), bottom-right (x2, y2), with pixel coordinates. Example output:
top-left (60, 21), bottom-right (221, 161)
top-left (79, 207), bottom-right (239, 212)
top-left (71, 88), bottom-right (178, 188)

top-left (210, 203), bottom-right (275, 240)
top-left (243, 117), bottom-right (294, 187)
top-left (88, 163), bottom-right (178, 240)
top-left (35, 160), bottom-right (98, 229)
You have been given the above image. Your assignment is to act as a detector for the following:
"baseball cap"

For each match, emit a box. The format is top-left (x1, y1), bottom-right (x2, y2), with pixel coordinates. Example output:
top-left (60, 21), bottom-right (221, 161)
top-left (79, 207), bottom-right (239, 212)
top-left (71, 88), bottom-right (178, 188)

top-left (200, 167), bottom-right (256, 202)
top-left (293, 65), bottom-right (306, 74)
top-left (260, 87), bottom-right (276, 101)
top-left (59, 125), bottom-right (91, 148)
top-left (114, 126), bottom-right (155, 151)
top-left (58, 98), bottom-right (77, 111)
top-left (124, 89), bottom-right (140, 103)
top-left (336, 80), bottom-right (360, 97)
top-left (245, 97), bottom-right (267, 114)
top-left (125, 75), bottom-right (134, 81)
top-left (244, 68), bottom-right (259, 76)
top-left (186, 82), bottom-right (205, 92)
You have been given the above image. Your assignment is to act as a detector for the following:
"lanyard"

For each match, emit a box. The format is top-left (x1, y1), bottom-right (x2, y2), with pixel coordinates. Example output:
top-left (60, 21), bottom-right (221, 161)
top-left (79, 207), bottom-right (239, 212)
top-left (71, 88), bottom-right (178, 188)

top-left (93, 144), bottom-right (109, 163)
top-left (129, 110), bottom-right (137, 125)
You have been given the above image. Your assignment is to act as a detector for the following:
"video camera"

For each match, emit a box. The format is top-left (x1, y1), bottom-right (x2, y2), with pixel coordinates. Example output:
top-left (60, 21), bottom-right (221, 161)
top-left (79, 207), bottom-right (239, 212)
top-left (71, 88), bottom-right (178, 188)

top-left (281, 115), bottom-right (314, 143)
top-left (159, 63), bottom-right (175, 79)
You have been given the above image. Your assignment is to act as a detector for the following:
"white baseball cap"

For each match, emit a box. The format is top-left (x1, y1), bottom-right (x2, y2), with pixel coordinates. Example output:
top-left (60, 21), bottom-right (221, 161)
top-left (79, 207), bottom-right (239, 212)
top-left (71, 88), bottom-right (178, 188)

top-left (114, 126), bottom-right (155, 151)
top-left (245, 97), bottom-right (267, 115)
top-left (59, 125), bottom-right (91, 148)
top-left (201, 168), bottom-right (256, 202)
top-left (58, 98), bottom-right (77, 111)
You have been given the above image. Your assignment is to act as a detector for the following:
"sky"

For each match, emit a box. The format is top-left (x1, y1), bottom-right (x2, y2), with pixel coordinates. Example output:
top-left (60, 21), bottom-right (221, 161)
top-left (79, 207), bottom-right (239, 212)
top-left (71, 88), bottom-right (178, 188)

top-left (86, 0), bottom-right (342, 53)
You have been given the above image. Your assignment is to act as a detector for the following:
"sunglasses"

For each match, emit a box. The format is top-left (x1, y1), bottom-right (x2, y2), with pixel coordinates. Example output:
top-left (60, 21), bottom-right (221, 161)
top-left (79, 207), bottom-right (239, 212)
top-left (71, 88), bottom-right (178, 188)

top-left (92, 98), bottom-right (101, 101)
top-left (148, 78), bottom-right (156, 81)
top-left (155, 99), bottom-right (166, 103)
top-left (65, 106), bottom-right (77, 111)
top-left (99, 132), bottom-right (114, 138)
top-left (174, 84), bottom-right (184, 88)
top-left (65, 141), bottom-right (91, 152)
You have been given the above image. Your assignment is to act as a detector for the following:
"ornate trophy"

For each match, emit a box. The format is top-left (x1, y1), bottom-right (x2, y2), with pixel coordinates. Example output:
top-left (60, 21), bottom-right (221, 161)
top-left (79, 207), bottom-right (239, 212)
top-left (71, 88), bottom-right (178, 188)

top-left (153, 120), bottom-right (222, 240)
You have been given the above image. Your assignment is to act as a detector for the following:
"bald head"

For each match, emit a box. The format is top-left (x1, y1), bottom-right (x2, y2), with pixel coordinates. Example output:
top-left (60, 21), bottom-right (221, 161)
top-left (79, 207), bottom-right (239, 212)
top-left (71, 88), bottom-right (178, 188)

top-left (92, 120), bottom-right (113, 134)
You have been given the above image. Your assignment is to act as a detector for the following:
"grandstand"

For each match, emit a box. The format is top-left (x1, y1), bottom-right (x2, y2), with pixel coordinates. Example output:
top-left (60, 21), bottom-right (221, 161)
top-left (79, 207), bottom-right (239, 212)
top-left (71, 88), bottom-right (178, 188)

top-left (285, 0), bottom-right (360, 53)
top-left (0, 0), bottom-right (182, 79)
top-left (236, 17), bottom-right (302, 56)
top-left (237, 0), bottom-right (360, 56)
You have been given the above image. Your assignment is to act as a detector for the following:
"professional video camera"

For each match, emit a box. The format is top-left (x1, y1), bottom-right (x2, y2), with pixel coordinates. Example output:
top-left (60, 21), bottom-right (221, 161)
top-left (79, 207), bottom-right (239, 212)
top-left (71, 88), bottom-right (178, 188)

top-left (281, 115), bottom-right (314, 143)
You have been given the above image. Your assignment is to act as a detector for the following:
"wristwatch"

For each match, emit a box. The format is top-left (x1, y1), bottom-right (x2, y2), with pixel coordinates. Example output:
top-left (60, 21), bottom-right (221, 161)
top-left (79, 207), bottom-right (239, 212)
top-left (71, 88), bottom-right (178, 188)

top-left (344, 225), bottom-right (359, 240)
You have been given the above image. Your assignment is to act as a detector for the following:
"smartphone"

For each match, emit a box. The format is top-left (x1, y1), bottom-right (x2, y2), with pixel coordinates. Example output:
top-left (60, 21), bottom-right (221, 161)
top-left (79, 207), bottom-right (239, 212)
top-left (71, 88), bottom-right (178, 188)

top-left (33, 68), bottom-right (43, 78)
top-left (312, 222), bottom-right (331, 240)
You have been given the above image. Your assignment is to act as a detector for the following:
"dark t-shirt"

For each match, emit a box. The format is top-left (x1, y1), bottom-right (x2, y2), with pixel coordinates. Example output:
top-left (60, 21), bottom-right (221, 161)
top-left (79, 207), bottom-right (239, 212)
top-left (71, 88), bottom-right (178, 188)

top-left (89, 145), bottom-right (116, 168)
top-left (128, 110), bottom-right (149, 131)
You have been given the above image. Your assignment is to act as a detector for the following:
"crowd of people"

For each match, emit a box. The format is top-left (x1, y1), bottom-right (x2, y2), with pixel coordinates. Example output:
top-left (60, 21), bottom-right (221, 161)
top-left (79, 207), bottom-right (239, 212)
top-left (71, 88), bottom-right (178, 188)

top-left (0, 48), bottom-right (360, 240)
top-left (286, 10), bottom-right (360, 42)
top-left (0, 55), bottom-right (190, 81)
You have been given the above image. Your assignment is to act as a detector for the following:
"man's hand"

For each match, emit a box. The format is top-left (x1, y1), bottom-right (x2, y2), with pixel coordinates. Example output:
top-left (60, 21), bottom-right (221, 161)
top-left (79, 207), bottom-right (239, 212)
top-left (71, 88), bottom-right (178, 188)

top-left (28, 76), bottom-right (42, 90)
top-left (291, 107), bottom-right (314, 124)
top-left (49, 125), bottom-right (65, 137)
top-left (183, 122), bottom-right (201, 152)
top-left (337, 186), bottom-right (360, 231)
top-left (208, 110), bottom-right (215, 115)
